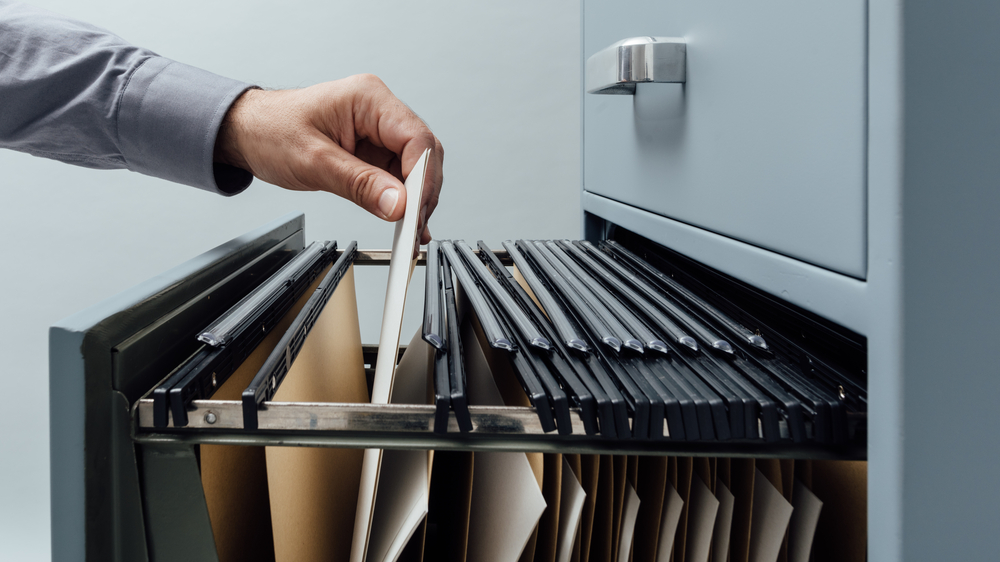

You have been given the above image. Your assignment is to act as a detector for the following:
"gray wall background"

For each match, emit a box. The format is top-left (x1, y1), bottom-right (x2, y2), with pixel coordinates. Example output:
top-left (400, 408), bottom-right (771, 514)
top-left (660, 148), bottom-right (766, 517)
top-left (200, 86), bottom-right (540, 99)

top-left (0, 1), bottom-right (581, 558)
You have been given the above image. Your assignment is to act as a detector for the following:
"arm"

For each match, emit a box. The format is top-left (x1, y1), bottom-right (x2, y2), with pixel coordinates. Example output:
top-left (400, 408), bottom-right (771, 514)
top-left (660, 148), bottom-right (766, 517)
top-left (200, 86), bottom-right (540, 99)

top-left (214, 78), bottom-right (444, 242)
top-left (0, 1), bottom-right (253, 194)
top-left (0, 2), bottom-right (443, 238)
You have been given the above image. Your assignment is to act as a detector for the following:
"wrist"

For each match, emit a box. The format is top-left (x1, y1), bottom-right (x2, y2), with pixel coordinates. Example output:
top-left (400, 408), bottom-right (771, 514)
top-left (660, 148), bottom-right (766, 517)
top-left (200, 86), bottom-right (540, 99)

top-left (213, 87), bottom-right (260, 170)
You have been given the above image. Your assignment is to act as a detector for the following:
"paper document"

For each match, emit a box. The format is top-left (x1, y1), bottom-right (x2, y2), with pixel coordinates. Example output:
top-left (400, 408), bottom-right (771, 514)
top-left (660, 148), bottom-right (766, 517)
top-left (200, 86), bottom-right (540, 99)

top-left (364, 334), bottom-right (434, 562)
top-left (556, 457), bottom-right (586, 562)
top-left (655, 484), bottom-right (684, 562)
top-left (265, 266), bottom-right (369, 562)
top-left (684, 475), bottom-right (721, 562)
top-left (353, 149), bottom-right (432, 562)
top-left (787, 480), bottom-right (823, 562)
top-left (747, 468), bottom-right (794, 562)
top-left (462, 311), bottom-right (547, 562)
top-left (712, 481), bottom-right (736, 562)
top-left (616, 481), bottom-right (641, 562)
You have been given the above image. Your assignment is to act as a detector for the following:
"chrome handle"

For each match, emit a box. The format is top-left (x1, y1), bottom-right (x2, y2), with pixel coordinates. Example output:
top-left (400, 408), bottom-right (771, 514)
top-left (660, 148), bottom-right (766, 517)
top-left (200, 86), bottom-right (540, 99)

top-left (586, 36), bottom-right (686, 95)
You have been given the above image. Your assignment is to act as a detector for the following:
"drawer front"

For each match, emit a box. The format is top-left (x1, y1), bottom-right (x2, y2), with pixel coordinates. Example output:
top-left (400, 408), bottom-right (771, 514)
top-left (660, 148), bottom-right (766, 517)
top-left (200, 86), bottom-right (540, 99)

top-left (583, 1), bottom-right (867, 278)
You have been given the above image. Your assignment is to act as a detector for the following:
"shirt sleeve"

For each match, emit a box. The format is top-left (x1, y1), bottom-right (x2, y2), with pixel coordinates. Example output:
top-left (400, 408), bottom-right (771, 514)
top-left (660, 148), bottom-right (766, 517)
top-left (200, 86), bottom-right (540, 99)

top-left (0, 1), bottom-right (254, 195)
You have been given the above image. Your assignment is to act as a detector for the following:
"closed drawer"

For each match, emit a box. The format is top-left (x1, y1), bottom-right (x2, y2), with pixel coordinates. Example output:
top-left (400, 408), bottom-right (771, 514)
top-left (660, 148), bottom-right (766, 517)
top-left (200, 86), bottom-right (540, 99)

top-left (583, 0), bottom-right (867, 278)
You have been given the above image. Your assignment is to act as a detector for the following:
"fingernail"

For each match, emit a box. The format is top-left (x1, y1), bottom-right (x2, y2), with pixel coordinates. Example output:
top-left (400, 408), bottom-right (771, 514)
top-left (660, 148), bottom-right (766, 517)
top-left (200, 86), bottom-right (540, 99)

top-left (378, 188), bottom-right (399, 219)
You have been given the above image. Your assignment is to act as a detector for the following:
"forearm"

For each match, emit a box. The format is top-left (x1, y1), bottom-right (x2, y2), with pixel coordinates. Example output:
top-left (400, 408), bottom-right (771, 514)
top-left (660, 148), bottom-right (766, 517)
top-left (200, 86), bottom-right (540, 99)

top-left (0, 1), bottom-right (253, 194)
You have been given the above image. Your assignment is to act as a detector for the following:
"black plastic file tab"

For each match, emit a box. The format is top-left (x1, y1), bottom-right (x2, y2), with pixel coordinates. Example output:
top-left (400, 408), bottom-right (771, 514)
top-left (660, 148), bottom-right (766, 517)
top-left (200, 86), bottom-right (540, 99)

top-left (152, 241), bottom-right (338, 428)
top-left (241, 242), bottom-right (357, 430)
top-left (442, 255), bottom-right (473, 433)
top-left (423, 241), bottom-right (446, 350)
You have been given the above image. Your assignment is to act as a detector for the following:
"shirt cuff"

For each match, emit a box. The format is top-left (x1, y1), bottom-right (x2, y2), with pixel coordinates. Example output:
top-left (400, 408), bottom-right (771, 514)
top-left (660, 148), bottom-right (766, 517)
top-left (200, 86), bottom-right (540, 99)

top-left (117, 56), bottom-right (254, 195)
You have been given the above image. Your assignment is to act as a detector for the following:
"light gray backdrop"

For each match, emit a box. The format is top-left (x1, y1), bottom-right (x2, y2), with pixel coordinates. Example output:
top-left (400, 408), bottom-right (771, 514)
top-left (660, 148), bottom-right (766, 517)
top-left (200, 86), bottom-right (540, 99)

top-left (0, 1), bottom-right (581, 558)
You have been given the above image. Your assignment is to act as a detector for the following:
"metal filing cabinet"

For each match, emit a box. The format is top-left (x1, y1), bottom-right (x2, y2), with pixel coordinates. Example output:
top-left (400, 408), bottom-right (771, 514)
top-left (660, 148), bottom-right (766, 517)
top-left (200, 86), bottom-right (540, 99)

top-left (580, 1), bottom-right (1000, 561)
top-left (49, 2), bottom-right (1000, 561)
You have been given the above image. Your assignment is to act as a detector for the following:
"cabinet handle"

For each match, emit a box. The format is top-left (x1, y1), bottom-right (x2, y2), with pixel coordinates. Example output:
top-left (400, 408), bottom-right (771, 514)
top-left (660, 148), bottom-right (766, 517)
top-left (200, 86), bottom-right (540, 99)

top-left (586, 36), bottom-right (686, 95)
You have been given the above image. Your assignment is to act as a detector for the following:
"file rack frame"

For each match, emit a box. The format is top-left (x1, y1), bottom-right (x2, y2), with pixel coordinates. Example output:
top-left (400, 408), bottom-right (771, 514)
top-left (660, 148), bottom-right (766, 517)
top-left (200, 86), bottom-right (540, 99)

top-left (50, 213), bottom-right (866, 562)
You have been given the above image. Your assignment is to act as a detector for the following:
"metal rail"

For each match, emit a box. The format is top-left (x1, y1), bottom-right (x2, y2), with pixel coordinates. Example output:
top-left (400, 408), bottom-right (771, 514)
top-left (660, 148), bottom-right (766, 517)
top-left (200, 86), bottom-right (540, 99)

top-left (133, 398), bottom-right (864, 459)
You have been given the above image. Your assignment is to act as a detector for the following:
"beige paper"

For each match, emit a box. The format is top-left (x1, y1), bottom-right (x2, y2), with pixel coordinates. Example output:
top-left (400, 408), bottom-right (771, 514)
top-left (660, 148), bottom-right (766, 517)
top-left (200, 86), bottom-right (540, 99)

top-left (712, 481), bottom-right (736, 562)
top-left (557, 457), bottom-right (587, 562)
top-left (787, 480), bottom-right (823, 562)
top-left (365, 333), bottom-right (434, 562)
top-left (264, 266), bottom-right (371, 562)
top-left (372, 147), bottom-right (431, 401)
top-left (754, 459), bottom-right (787, 562)
top-left (616, 481), bottom-right (641, 562)
top-left (354, 148), bottom-right (432, 562)
top-left (655, 483), bottom-right (684, 562)
top-left (463, 312), bottom-right (547, 562)
top-left (535, 454), bottom-right (564, 562)
top-left (685, 475), bottom-right (721, 562)
top-left (202, 262), bottom-right (334, 562)
top-left (748, 469), bottom-right (794, 562)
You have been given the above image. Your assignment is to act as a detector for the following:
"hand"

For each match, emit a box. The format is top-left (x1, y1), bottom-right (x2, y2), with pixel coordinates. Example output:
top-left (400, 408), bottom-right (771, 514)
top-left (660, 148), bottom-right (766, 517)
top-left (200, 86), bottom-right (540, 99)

top-left (214, 74), bottom-right (443, 243)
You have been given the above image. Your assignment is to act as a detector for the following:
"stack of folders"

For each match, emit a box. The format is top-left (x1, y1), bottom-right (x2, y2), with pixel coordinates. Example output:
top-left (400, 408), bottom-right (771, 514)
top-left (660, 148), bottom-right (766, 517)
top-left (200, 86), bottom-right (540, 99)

top-left (423, 238), bottom-right (866, 445)
top-left (145, 241), bottom-right (865, 562)
top-left (147, 153), bottom-right (866, 562)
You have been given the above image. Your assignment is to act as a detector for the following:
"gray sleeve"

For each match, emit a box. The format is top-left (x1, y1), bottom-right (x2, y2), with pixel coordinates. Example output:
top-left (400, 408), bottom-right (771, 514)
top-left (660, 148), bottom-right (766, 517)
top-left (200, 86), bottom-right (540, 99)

top-left (0, 1), bottom-right (254, 194)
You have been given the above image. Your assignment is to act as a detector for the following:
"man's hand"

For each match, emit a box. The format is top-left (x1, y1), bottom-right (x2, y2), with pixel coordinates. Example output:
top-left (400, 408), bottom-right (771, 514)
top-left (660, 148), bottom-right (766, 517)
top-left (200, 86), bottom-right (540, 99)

top-left (214, 74), bottom-right (443, 243)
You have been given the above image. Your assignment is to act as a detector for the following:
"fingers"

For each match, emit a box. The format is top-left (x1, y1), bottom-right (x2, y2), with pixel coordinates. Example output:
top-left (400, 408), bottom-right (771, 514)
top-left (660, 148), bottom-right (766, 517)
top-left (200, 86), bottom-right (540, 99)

top-left (310, 142), bottom-right (409, 221)
top-left (337, 76), bottom-right (445, 228)
top-left (225, 77), bottom-right (444, 234)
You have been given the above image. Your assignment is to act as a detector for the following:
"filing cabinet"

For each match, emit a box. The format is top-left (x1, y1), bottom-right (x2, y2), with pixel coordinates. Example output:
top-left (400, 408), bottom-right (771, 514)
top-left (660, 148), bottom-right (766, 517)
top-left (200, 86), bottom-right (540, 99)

top-left (581, 1), bottom-right (1000, 561)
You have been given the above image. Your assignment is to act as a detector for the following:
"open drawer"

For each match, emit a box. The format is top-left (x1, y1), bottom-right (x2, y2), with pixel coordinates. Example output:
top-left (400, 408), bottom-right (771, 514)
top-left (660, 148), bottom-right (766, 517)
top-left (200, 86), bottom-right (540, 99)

top-left (51, 213), bottom-right (867, 561)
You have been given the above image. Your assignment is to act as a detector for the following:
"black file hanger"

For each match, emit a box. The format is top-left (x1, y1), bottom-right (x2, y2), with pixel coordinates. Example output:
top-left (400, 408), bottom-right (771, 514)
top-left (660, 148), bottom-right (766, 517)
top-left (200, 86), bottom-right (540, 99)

top-left (496, 243), bottom-right (603, 435)
top-left (602, 242), bottom-right (733, 354)
top-left (590, 342), bottom-right (647, 438)
top-left (575, 241), bottom-right (697, 351)
top-left (559, 240), bottom-right (670, 354)
top-left (679, 352), bottom-right (750, 440)
top-left (518, 240), bottom-right (622, 352)
top-left (625, 357), bottom-right (676, 440)
top-left (441, 256), bottom-right (473, 433)
top-left (152, 240), bottom-right (338, 427)
top-left (444, 242), bottom-right (557, 433)
top-left (423, 240), bottom-right (446, 350)
top-left (241, 242), bottom-right (357, 430)
top-left (645, 356), bottom-right (700, 441)
top-left (603, 241), bottom-right (769, 351)
top-left (152, 349), bottom-right (210, 428)
top-left (440, 242), bottom-right (514, 351)
top-left (502, 241), bottom-right (590, 353)
top-left (728, 356), bottom-right (806, 443)
top-left (541, 241), bottom-right (644, 353)
top-left (476, 241), bottom-right (586, 435)
top-left (432, 346), bottom-right (451, 434)
top-left (471, 262), bottom-right (564, 433)
top-left (197, 241), bottom-right (331, 347)
top-left (453, 241), bottom-right (550, 351)
top-left (599, 242), bottom-right (735, 354)
top-left (430, 242), bottom-right (452, 434)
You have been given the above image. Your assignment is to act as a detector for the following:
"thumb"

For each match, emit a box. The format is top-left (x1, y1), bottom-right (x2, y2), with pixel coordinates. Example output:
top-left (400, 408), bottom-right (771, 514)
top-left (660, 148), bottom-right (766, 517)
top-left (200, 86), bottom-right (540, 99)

top-left (325, 150), bottom-right (407, 222)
